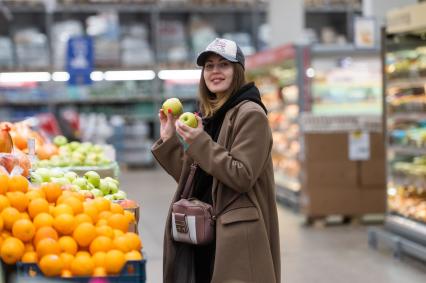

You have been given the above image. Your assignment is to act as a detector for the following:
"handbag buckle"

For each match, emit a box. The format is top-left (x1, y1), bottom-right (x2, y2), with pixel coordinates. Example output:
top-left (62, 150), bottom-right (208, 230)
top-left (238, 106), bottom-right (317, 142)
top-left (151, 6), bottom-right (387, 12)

top-left (175, 218), bottom-right (188, 233)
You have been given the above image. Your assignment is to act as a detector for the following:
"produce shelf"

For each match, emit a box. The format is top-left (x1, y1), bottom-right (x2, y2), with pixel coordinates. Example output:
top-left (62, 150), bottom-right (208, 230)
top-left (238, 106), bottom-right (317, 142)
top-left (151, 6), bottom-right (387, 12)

top-left (387, 78), bottom-right (426, 89)
top-left (389, 145), bottom-right (426, 156)
top-left (388, 112), bottom-right (426, 121)
top-left (274, 173), bottom-right (300, 211)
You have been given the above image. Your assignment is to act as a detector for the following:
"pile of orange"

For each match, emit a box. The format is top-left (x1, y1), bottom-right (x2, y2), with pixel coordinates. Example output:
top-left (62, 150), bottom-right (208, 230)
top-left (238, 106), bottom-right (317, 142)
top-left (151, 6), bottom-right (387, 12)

top-left (0, 174), bottom-right (141, 278)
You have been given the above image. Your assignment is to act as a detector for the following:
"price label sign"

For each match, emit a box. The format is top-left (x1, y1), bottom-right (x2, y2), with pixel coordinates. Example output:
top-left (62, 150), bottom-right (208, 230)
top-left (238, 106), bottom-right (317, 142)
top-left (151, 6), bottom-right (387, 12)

top-left (349, 131), bottom-right (370, 161)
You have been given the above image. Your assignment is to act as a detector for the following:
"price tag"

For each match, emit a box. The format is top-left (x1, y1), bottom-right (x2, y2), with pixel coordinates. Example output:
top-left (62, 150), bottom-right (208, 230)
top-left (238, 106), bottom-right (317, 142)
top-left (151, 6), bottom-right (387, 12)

top-left (349, 131), bottom-right (370, 160)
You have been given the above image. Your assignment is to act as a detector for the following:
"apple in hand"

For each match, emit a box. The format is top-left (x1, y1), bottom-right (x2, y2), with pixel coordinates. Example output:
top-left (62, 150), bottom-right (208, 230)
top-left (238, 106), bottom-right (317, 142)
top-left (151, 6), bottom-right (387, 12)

top-left (162, 98), bottom-right (183, 117)
top-left (179, 112), bottom-right (198, 128)
top-left (84, 171), bottom-right (101, 188)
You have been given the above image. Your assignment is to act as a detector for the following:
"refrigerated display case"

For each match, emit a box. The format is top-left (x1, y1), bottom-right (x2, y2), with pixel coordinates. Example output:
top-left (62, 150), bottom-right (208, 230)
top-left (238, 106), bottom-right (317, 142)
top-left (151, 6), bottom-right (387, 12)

top-left (368, 1), bottom-right (426, 262)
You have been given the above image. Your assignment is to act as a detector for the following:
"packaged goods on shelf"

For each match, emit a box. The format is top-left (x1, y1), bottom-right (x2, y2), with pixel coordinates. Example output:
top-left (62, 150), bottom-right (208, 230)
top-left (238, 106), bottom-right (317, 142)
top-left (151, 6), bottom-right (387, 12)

top-left (86, 12), bottom-right (121, 67)
top-left (157, 20), bottom-right (189, 63)
top-left (0, 37), bottom-right (13, 68)
top-left (189, 16), bottom-right (218, 59)
top-left (223, 32), bottom-right (255, 56)
top-left (52, 20), bottom-right (84, 69)
top-left (14, 28), bottom-right (49, 68)
top-left (121, 24), bottom-right (154, 66)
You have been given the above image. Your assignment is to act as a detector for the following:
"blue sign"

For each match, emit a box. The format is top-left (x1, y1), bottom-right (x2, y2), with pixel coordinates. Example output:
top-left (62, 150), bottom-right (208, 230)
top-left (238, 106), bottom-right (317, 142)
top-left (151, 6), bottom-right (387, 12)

top-left (66, 36), bottom-right (94, 85)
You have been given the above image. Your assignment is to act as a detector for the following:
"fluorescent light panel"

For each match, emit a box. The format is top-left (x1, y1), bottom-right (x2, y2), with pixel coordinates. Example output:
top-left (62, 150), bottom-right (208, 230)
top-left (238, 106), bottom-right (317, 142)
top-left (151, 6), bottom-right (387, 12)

top-left (104, 70), bottom-right (155, 81)
top-left (90, 71), bottom-right (104, 81)
top-left (158, 70), bottom-right (201, 80)
top-left (0, 72), bottom-right (51, 83)
top-left (52, 72), bottom-right (70, 82)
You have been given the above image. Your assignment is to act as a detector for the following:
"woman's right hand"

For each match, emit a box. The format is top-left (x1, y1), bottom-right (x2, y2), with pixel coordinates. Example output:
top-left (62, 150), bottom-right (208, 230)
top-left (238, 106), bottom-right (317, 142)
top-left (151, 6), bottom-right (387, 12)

top-left (159, 109), bottom-right (177, 141)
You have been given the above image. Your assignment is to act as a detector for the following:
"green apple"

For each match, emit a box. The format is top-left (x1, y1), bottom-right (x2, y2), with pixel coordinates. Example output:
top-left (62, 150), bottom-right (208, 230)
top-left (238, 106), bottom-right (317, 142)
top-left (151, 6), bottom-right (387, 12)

top-left (113, 190), bottom-right (127, 200)
top-left (64, 171), bottom-right (78, 182)
top-left (35, 168), bottom-right (51, 182)
top-left (179, 112), bottom-right (198, 128)
top-left (162, 98), bottom-right (183, 117)
top-left (73, 177), bottom-right (88, 190)
top-left (91, 189), bottom-right (103, 197)
top-left (84, 171), bottom-right (101, 188)
top-left (99, 179), bottom-right (111, 196)
top-left (30, 173), bottom-right (43, 185)
top-left (104, 195), bottom-right (114, 201)
top-left (53, 135), bottom-right (68, 146)
top-left (51, 177), bottom-right (70, 186)
top-left (69, 141), bottom-right (81, 151)
top-left (92, 145), bottom-right (104, 154)
top-left (104, 177), bottom-right (119, 187)
top-left (107, 181), bottom-right (119, 194)
top-left (50, 168), bottom-right (64, 178)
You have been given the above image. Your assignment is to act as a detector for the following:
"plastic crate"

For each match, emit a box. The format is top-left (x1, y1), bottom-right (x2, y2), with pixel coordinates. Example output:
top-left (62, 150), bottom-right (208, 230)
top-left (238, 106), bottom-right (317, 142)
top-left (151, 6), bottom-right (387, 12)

top-left (16, 259), bottom-right (146, 283)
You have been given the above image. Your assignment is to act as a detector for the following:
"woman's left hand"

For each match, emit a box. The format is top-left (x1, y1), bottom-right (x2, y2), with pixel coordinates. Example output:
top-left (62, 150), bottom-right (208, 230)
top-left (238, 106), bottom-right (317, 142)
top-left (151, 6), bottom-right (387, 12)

top-left (175, 114), bottom-right (204, 145)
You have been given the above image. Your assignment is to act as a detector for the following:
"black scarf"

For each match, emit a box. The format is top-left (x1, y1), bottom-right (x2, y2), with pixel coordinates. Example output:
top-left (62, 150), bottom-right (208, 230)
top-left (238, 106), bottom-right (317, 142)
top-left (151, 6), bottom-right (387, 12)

top-left (191, 82), bottom-right (267, 204)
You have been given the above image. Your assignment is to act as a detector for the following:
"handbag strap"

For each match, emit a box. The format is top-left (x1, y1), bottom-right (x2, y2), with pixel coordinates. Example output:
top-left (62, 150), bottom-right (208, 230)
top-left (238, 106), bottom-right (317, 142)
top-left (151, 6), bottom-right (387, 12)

top-left (181, 162), bottom-right (198, 199)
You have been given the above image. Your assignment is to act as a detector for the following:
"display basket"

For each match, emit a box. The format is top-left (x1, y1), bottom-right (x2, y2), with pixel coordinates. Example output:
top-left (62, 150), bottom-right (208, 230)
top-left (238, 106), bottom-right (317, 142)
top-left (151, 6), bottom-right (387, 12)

top-left (61, 162), bottom-right (120, 179)
top-left (16, 259), bottom-right (146, 283)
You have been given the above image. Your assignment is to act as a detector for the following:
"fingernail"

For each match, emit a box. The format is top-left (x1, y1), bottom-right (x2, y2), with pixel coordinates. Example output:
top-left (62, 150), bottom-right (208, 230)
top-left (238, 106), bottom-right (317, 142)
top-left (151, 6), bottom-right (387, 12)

top-left (168, 109), bottom-right (172, 114)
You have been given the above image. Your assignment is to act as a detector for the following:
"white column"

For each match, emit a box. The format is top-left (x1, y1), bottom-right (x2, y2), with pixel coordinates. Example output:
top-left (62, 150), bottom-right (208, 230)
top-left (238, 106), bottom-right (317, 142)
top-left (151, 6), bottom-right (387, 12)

top-left (268, 0), bottom-right (304, 47)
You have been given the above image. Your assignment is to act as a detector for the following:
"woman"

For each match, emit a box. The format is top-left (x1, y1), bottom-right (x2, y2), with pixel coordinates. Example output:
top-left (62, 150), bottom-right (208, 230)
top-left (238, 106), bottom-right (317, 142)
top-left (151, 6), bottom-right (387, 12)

top-left (152, 38), bottom-right (280, 283)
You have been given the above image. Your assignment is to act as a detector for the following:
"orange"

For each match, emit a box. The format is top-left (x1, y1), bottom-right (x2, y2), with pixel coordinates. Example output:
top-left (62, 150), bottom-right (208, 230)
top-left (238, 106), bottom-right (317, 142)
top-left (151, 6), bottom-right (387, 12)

top-left (33, 213), bottom-right (54, 229)
top-left (125, 250), bottom-right (143, 261)
top-left (0, 237), bottom-right (25, 264)
top-left (108, 213), bottom-right (130, 233)
top-left (113, 235), bottom-right (131, 253)
top-left (89, 236), bottom-right (113, 255)
top-left (21, 251), bottom-right (38, 262)
top-left (52, 204), bottom-right (74, 217)
top-left (28, 198), bottom-right (49, 219)
top-left (93, 266), bottom-right (107, 277)
top-left (98, 211), bottom-right (112, 221)
top-left (1, 207), bottom-right (21, 230)
top-left (93, 198), bottom-right (110, 213)
top-left (0, 217), bottom-right (3, 231)
top-left (58, 236), bottom-right (78, 255)
top-left (7, 175), bottom-right (28, 193)
top-left (20, 212), bottom-right (30, 220)
top-left (7, 192), bottom-right (29, 212)
top-left (12, 219), bottom-right (35, 242)
top-left (1, 231), bottom-right (11, 239)
top-left (96, 225), bottom-right (114, 239)
top-left (113, 229), bottom-right (124, 238)
top-left (74, 213), bottom-right (93, 226)
top-left (75, 251), bottom-right (91, 258)
top-left (96, 219), bottom-right (108, 227)
top-left (0, 195), bottom-right (10, 212)
top-left (0, 174), bottom-right (9, 194)
top-left (73, 223), bottom-right (96, 247)
top-left (124, 210), bottom-right (136, 223)
top-left (24, 242), bottom-right (34, 252)
top-left (26, 189), bottom-right (45, 201)
top-left (71, 254), bottom-right (95, 276)
top-left (110, 203), bottom-right (124, 214)
top-left (33, 226), bottom-right (58, 246)
top-left (39, 254), bottom-right (63, 277)
top-left (61, 269), bottom-right (72, 278)
top-left (41, 183), bottom-right (62, 203)
top-left (125, 232), bottom-right (142, 251)
top-left (92, 251), bottom-right (106, 267)
top-left (60, 252), bottom-right (74, 270)
top-left (83, 204), bottom-right (98, 223)
top-left (54, 214), bottom-right (76, 235)
top-left (36, 238), bottom-right (61, 258)
top-left (62, 197), bottom-right (83, 215)
top-left (105, 249), bottom-right (125, 274)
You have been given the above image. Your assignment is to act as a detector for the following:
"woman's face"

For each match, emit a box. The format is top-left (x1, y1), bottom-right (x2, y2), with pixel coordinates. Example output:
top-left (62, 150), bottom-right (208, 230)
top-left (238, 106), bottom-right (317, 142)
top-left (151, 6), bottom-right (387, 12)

top-left (203, 54), bottom-right (234, 96)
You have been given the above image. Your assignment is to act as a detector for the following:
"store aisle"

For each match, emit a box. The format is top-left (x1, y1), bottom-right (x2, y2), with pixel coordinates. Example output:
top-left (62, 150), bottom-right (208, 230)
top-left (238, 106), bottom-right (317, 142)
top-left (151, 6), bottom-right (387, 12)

top-left (123, 168), bottom-right (426, 283)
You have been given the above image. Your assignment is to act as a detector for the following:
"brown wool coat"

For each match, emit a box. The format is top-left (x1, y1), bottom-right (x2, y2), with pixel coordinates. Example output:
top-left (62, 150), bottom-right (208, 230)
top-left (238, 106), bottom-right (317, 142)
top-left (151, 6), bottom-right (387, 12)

top-left (152, 101), bottom-right (281, 283)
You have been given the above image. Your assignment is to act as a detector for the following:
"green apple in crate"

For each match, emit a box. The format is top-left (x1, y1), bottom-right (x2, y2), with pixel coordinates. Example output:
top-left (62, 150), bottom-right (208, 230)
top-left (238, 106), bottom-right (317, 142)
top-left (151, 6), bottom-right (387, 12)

top-left (53, 135), bottom-right (68, 146)
top-left (84, 171), bottom-right (101, 188)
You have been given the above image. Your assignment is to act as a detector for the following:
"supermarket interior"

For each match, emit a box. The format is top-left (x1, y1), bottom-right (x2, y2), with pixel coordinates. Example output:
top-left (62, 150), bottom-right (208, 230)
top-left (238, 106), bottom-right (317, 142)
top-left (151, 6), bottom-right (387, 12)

top-left (0, 0), bottom-right (425, 282)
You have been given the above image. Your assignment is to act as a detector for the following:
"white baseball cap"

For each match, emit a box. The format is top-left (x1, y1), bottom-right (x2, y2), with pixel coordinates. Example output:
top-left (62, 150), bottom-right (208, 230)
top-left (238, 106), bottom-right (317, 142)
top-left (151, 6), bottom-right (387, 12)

top-left (196, 38), bottom-right (245, 69)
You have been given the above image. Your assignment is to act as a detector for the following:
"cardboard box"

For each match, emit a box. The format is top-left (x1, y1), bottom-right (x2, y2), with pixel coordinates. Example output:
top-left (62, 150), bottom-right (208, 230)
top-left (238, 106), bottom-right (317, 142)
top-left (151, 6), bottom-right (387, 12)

top-left (301, 188), bottom-right (360, 216)
top-left (303, 161), bottom-right (358, 188)
top-left (304, 133), bottom-right (348, 162)
top-left (359, 190), bottom-right (386, 214)
top-left (369, 133), bottom-right (385, 159)
top-left (359, 159), bottom-right (386, 187)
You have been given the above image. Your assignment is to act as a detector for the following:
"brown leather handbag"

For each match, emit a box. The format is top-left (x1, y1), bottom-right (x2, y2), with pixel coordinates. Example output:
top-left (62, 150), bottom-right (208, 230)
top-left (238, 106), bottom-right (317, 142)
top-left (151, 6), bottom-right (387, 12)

top-left (171, 163), bottom-right (238, 245)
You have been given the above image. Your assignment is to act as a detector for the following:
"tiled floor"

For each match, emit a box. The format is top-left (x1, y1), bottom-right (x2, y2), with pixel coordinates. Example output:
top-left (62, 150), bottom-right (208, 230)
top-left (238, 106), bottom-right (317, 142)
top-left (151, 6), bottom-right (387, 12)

top-left (123, 168), bottom-right (426, 283)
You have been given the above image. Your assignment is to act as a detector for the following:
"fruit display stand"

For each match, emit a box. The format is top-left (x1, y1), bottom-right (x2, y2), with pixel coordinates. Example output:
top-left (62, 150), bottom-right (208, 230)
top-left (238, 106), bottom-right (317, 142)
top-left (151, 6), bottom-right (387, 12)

top-left (368, 2), bottom-right (426, 262)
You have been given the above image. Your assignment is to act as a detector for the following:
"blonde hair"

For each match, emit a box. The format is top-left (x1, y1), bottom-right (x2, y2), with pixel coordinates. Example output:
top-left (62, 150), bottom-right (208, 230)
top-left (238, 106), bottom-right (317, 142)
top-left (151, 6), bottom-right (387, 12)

top-left (198, 63), bottom-right (246, 118)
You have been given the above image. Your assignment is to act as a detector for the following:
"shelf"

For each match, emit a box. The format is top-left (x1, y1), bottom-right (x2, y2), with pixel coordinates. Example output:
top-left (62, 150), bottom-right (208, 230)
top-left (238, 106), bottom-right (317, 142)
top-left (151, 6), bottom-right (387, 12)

top-left (387, 78), bottom-right (426, 89)
top-left (389, 112), bottom-right (426, 121)
top-left (389, 145), bottom-right (426, 156)
top-left (274, 172), bottom-right (301, 192)
top-left (311, 44), bottom-right (380, 56)
top-left (386, 214), bottom-right (426, 247)
top-left (305, 5), bottom-right (361, 13)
